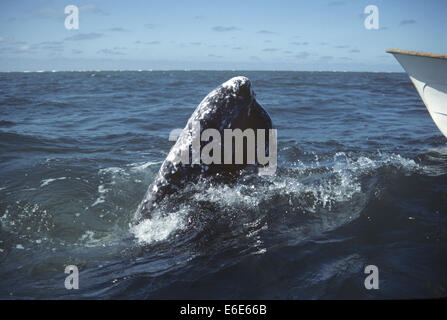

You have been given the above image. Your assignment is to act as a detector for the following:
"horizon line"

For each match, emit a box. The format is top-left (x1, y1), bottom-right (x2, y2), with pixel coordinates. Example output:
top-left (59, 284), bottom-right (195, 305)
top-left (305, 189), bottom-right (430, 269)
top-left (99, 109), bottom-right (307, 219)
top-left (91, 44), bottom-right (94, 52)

top-left (0, 69), bottom-right (406, 73)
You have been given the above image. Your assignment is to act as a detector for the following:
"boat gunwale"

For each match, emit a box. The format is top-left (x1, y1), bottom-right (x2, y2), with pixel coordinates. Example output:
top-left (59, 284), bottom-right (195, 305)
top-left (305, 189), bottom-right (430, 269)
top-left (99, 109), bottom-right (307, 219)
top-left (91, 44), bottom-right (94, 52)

top-left (386, 49), bottom-right (447, 60)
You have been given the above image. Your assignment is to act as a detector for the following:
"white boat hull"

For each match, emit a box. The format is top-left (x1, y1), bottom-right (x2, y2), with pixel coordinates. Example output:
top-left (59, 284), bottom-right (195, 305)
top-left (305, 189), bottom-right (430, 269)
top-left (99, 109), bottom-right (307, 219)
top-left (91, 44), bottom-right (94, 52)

top-left (387, 49), bottom-right (447, 138)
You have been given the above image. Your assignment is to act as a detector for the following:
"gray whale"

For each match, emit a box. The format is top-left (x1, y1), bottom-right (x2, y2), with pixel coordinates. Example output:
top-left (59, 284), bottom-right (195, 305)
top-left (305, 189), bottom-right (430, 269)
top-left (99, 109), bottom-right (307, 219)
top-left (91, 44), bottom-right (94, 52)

top-left (134, 76), bottom-right (274, 222)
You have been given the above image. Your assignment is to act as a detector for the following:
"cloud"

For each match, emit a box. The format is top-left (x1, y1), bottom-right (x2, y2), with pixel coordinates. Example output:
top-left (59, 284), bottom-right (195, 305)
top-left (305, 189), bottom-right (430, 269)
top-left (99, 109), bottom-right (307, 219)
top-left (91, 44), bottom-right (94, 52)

top-left (27, 3), bottom-right (107, 18)
top-left (262, 48), bottom-right (278, 52)
top-left (349, 49), bottom-right (360, 53)
top-left (72, 49), bottom-right (83, 54)
top-left (38, 41), bottom-right (64, 52)
top-left (334, 45), bottom-right (349, 49)
top-left (295, 51), bottom-right (310, 59)
top-left (212, 26), bottom-right (239, 32)
top-left (1, 40), bottom-right (66, 55)
top-left (190, 42), bottom-right (202, 46)
top-left (107, 27), bottom-right (129, 32)
top-left (39, 41), bottom-right (63, 46)
top-left (283, 50), bottom-right (293, 54)
top-left (250, 56), bottom-right (261, 61)
top-left (0, 43), bottom-right (37, 54)
top-left (0, 46), bottom-right (10, 53)
top-left (400, 19), bottom-right (416, 26)
top-left (134, 41), bottom-right (159, 45)
top-left (78, 3), bottom-right (108, 15)
top-left (98, 48), bottom-right (124, 55)
top-left (232, 47), bottom-right (242, 50)
top-left (257, 30), bottom-right (276, 34)
top-left (26, 7), bottom-right (60, 18)
top-left (144, 24), bottom-right (157, 29)
top-left (208, 54), bottom-right (222, 58)
top-left (320, 55), bottom-right (334, 60)
top-left (64, 33), bottom-right (104, 41)
top-left (18, 45), bottom-right (30, 52)
top-left (291, 42), bottom-right (309, 46)
top-left (328, 1), bottom-right (345, 6)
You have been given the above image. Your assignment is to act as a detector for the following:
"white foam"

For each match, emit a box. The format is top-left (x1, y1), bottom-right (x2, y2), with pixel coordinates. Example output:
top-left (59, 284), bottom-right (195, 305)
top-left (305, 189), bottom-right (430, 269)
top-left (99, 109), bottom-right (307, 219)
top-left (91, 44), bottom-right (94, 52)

top-left (91, 184), bottom-right (109, 207)
top-left (40, 177), bottom-right (67, 187)
top-left (129, 151), bottom-right (419, 246)
top-left (79, 230), bottom-right (102, 247)
top-left (131, 209), bottom-right (187, 244)
top-left (191, 152), bottom-right (419, 213)
top-left (99, 167), bottom-right (125, 175)
top-left (128, 161), bottom-right (162, 171)
top-left (91, 198), bottom-right (105, 207)
top-left (194, 183), bottom-right (259, 208)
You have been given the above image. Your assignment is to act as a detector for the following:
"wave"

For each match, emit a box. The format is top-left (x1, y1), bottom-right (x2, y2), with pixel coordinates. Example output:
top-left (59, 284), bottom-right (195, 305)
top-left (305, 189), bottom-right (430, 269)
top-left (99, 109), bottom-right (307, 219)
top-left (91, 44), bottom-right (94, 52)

top-left (130, 151), bottom-right (422, 245)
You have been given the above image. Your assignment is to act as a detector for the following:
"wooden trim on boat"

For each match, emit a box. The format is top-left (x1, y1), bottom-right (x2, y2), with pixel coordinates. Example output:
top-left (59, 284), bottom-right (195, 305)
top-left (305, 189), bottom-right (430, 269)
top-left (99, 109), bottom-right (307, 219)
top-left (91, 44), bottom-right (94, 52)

top-left (386, 49), bottom-right (447, 60)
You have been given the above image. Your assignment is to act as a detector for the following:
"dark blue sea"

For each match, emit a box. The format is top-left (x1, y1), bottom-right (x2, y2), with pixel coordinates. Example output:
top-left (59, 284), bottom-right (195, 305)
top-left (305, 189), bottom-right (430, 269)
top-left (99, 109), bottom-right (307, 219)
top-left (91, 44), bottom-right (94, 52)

top-left (0, 71), bottom-right (446, 299)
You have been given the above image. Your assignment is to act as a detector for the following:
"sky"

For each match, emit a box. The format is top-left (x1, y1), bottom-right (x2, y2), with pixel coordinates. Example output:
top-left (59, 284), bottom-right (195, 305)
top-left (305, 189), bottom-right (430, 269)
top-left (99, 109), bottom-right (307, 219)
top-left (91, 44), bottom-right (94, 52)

top-left (0, 0), bottom-right (446, 71)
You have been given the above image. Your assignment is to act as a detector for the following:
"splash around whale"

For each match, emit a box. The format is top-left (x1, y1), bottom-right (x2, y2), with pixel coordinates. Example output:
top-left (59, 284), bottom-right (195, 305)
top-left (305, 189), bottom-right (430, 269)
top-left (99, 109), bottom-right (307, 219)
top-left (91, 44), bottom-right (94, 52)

top-left (134, 76), bottom-right (276, 222)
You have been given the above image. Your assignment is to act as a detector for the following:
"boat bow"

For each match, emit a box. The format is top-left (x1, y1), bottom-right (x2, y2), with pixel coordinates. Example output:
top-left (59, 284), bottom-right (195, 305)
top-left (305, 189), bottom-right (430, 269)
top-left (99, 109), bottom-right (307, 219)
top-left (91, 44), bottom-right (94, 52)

top-left (387, 49), bottom-right (447, 138)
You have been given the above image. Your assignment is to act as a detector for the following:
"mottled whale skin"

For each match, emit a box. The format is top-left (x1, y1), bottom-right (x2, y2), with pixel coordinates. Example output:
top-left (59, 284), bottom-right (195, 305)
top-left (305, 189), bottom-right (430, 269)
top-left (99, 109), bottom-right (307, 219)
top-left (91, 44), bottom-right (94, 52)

top-left (134, 76), bottom-right (272, 222)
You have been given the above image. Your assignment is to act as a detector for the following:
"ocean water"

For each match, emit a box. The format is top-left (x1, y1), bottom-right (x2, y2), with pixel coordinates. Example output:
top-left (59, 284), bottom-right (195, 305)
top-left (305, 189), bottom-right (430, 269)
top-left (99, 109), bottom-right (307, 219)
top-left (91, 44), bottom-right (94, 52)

top-left (0, 71), bottom-right (446, 299)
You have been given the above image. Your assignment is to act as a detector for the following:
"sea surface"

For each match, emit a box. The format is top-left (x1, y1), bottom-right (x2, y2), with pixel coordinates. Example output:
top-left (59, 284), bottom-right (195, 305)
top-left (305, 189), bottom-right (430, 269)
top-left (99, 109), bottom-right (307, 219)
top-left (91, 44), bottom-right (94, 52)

top-left (0, 71), bottom-right (446, 299)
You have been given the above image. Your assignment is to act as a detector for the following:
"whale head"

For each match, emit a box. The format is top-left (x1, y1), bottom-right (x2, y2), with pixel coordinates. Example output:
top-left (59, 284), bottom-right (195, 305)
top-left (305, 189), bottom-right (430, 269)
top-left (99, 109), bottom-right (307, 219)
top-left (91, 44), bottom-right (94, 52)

top-left (134, 76), bottom-right (274, 222)
top-left (191, 76), bottom-right (270, 131)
